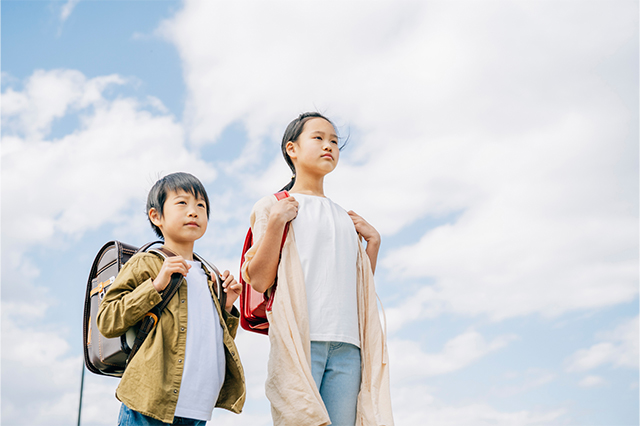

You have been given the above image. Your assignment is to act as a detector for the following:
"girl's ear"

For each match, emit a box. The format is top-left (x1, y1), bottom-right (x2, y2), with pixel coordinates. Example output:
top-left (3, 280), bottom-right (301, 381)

top-left (285, 141), bottom-right (297, 159)
top-left (148, 208), bottom-right (162, 226)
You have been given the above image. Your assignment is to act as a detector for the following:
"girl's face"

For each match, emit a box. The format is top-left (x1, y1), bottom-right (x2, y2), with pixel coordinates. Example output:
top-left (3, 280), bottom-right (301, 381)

top-left (287, 117), bottom-right (339, 178)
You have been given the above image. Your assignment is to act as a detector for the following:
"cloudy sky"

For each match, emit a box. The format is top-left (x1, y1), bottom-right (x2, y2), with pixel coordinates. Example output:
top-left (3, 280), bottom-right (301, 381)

top-left (1, 1), bottom-right (638, 425)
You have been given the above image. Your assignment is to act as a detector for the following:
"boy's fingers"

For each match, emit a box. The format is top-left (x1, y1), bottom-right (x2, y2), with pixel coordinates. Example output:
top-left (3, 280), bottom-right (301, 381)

top-left (224, 279), bottom-right (240, 293)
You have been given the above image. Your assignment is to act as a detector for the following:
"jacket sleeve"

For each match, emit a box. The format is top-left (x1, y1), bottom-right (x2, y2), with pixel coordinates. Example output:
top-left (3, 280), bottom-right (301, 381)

top-left (96, 253), bottom-right (163, 338)
top-left (222, 306), bottom-right (240, 339)
top-left (240, 195), bottom-right (276, 285)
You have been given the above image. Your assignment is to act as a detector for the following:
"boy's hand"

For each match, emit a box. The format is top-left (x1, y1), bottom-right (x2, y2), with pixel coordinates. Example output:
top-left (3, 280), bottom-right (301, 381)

top-left (220, 270), bottom-right (242, 312)
top-left (153, 256), bottom-right (191, 292)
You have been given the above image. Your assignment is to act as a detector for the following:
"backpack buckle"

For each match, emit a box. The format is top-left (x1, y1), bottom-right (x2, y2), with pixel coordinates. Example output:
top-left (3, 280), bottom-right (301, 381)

top-left (98, 276), bottom-right (115, 300)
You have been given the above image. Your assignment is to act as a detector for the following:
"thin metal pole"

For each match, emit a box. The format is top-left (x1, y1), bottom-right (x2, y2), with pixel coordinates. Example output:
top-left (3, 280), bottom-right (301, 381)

top-left (77, 362), bottom-right (85, 426)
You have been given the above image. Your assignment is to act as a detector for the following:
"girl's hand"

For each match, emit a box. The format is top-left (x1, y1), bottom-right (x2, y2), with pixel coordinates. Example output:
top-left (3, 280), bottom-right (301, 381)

top-left (348, 211), bottom-right (381, 274)
top-left (348, 211), bottom-right (381, 244)
top-left (220, 270), bottom-right (242, 312)
top-left (268, 196), bottom-right (299, 225)
top-left (153, 256), bottom-right (191, 292)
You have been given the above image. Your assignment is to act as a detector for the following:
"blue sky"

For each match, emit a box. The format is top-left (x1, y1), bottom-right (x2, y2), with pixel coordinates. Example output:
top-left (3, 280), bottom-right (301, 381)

top-left (2, 1), bottom-right (638, 425)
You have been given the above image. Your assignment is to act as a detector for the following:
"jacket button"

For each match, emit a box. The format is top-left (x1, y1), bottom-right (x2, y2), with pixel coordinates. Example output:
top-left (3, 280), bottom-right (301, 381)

top-left (173, 390), bottom-right (177, 394)
top-left (181, 299), bottom-right (185, 303)
top-left (181, 327), bottom-right (185, 332)
top-left (150, 300), bottom-right (155, 305)
top-left (178, 359), bottom-right (182, 363)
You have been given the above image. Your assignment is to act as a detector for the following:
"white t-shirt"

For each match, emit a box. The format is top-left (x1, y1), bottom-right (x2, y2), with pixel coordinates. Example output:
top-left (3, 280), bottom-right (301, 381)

top-left (174, 260), bottom-right (226, 421)
top-left (291, 193), bottom-right (360, 347)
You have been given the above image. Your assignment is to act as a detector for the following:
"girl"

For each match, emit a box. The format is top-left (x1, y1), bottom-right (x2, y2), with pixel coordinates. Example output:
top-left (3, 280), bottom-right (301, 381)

top-left (242, 112), bottom-right (393, 426)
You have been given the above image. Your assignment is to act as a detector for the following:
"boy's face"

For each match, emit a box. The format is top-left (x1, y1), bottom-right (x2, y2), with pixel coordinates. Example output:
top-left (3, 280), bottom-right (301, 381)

top-left (149, 190), bottom-right (208, 245)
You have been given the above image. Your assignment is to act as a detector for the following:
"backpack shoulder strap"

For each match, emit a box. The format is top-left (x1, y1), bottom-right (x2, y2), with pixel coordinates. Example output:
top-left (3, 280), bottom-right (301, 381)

top-left (193, 253), bottom-right (227, 311)
top-left (127, 246), bottom-right (182, 363)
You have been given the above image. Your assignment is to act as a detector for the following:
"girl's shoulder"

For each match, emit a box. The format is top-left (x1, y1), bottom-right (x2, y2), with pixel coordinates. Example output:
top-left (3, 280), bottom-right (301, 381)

top-left (250, 193), bottom-right (280, 219)
top-left (252, 193), bottom-right (279, 210)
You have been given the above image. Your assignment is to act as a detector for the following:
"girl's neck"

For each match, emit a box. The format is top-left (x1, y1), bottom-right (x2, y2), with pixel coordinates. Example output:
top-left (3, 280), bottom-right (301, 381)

top-left (290, 174), bottom-right (326, 197)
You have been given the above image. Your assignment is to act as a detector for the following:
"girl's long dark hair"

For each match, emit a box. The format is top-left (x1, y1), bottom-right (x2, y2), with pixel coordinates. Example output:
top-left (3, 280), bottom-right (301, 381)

top-left (279, 112), bottom-right (343, 191)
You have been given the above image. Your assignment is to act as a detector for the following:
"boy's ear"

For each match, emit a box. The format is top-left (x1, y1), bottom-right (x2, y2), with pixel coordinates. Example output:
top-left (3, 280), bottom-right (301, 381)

top-left (285, 141), bottom-right (297, 159)
top-left (148, 208), bottom-right (162, 226)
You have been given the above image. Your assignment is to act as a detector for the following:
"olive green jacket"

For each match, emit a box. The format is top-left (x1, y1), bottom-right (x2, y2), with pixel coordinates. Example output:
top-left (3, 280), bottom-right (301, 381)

top-left (97, 251), bottom-right (245, 423)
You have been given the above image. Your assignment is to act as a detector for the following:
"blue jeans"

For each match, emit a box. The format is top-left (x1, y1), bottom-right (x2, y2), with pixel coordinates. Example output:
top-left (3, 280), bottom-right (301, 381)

top-left (117, 404), bottom-right (206, 426)
top-left (310, 341), bottom-right (362, 426)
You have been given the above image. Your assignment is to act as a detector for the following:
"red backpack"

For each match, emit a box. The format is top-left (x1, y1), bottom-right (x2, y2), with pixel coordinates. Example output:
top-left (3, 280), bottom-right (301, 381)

top-left (240, 191), bottom-right (290, 334)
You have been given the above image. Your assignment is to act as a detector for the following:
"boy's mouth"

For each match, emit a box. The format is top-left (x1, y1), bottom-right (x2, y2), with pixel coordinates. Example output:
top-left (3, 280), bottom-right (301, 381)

top-left (185, 221), bottom-right (199, 227)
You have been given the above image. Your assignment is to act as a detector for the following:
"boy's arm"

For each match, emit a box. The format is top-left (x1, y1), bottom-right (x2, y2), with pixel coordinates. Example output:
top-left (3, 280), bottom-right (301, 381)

top-left (96, 255), bottom-right (163, 338)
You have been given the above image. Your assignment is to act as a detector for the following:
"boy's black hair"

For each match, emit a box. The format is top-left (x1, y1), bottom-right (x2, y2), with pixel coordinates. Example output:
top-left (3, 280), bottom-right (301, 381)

top-left (146, 172), bottom-right (210, 239)
top-left (280, 112), bottom-right (346, 191)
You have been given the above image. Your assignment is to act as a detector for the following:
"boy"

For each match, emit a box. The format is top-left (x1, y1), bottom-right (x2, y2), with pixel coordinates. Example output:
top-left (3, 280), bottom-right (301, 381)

top-left (97, 172), bottom-right (245, 425)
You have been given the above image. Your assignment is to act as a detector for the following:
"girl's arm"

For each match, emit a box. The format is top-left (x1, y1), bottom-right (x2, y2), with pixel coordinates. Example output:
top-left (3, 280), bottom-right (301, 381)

top-left (246, 197), bottom-right (298, 293)
top-left (348, 211), bottom-right (381, 274)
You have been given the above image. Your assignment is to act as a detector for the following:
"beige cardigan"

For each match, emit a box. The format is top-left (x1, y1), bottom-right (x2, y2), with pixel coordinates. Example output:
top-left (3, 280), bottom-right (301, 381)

top-left (242, 194), bottom-right (394, 426)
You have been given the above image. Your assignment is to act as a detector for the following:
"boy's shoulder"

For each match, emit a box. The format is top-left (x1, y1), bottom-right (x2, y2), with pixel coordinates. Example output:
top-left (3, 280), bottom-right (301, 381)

top-left (121, 250), bottom-right (164, 277)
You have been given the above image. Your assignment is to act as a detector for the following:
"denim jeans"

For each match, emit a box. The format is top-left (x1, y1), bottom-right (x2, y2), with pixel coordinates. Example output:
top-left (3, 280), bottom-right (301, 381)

top-left (310, 341), bottom-right (362, 426)
top-left (117, 404), bottom-right (206, 426)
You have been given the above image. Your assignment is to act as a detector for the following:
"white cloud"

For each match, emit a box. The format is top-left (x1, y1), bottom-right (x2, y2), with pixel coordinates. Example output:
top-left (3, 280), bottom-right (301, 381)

top-left (578, 375), bottom-right (606, 388)
top-left (566, 316), bottom-right (639, 372)
top-left (160, 0), bottom-right (638, 324)
top-left (495, 369), bottom-right (556, 397)
top-left (392, 384), bottom-right (566, 426)
top-left (3, 1), bottom-right (637, 424)
top-left (2, 69), bottom-right (125, 139)
top-left (1, 307), bottom-right (84, 425)
top-left (1, 68), bottom-right (217, 424)
top-left (2, 69), bottom-right (216, 254)
top-left (60, 0), bottom-right (81, 23)
top-left (389, 331), bottom-right (517, 382)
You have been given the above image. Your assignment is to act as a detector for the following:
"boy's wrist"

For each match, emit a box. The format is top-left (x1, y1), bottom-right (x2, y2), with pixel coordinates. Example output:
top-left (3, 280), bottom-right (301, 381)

top-left (152, 277), bottom-right (167, 292)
